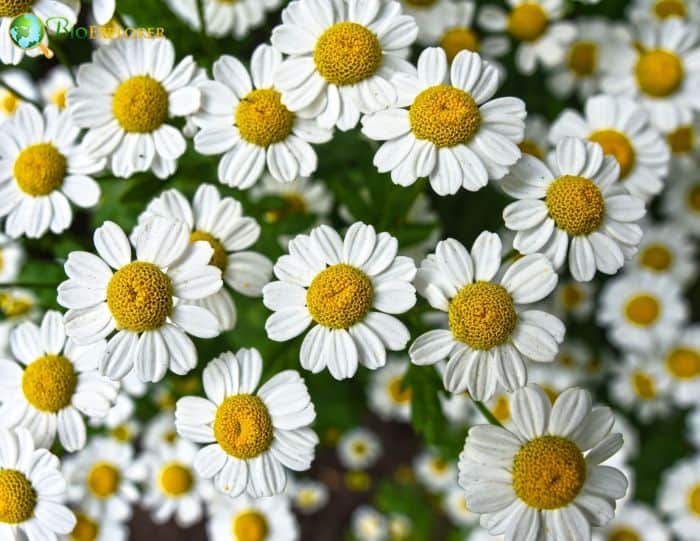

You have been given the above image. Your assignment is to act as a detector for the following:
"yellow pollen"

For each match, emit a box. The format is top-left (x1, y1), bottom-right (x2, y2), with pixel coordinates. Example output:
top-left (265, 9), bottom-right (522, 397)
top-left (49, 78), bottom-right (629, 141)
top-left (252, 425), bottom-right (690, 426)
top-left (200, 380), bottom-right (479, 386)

top-left (158, 462), bottom-right (194, 497)
top-left (608, 527), bottom-right (641, 541)
top-left (688, 484), bottom-right (700, 516)
top-left (87, 462), bottom-right (121, 499)
top-left (410, 85), bottom-right (481, 148)
top-left (235, 88), bottom-right (294, 147)
top-left (112, 75), bottom-right (169, 133)
top-left (687, 184), bottom-right (700, 212)
top-left (0, 469), bottom-right (36, 524)
top-left (214, 394), bottom-right (273, 460)
top-left (440, 27), bottom-right (480, 63)
top-left (232, 510), bottom-right (269, 541)
top-left (666, 347), bottom-right (700, 379)
top-left (654, 0), bottom-right (687, 18)
top-left (50, 88), bottom-right (68, 110)
top-left (106, 261), bottom-right (173, 332)
top-left (297, 488), bottom-right (318, 507)
top-left (624, 293), bottom-right (660, 326)
top-left (0, 293), bottom-right (32, 318)
top-left (567, 41), bottom-right (598, 76)
top-left (545, 175), bottom-right (605, 236)
top-left (306, 264), bottom-right (373, 329)
top-left (110, 424), bottom-right (131, 442)
top-left (264, 193), bottom-right (308, 223)
top-left (22, 354), bottom-right (77, 413)
top-left (448, 282), bottom-right (517, 350)
top-left (639, 243), bottom-right (673, 271)
top-left (1, 91), bottom-right (19, 115)
top-left (0, 0), bottom-right (33, 18)
top-left (560, 283), bottom-right (584, 309)
top-left (352, 441), bottom-right (368, 455)
top-left (13, 143), bottom-right (67, 196)
top-left (635, 49), bottom-right (684, 98)
top-left (631, 371), bottom-right (657, 399)
top-left (667, 125), bottom-right (694, 154)
top-left (507, 3), bottom-right (548, 42)
top-left (70, 513), bottom-right (99, 541)
top-left (163, 430), bottom-right (178, 444)
top-left (512, 435), bottom-right (586, 509)
top-left (387, 377), bottom-right (412, 405)
top-left (518, 140), bottom-right (545, 160)
top-left (558, 354), bottom-right (575, 367)
top-left (313, 22), bottom-right (383, 86)
top-left (589, 130), bottom-right (636, 178)
top-left (431, 458), bottom-right (448, 473)
top-left (189, 230), bottom-right (228, 272)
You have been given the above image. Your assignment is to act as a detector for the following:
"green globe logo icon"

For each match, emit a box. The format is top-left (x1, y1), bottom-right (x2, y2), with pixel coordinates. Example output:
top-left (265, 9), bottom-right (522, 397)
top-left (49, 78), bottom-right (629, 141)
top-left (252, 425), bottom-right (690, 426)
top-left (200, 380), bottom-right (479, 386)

top-left (9, 12), bottom-right (44, 49)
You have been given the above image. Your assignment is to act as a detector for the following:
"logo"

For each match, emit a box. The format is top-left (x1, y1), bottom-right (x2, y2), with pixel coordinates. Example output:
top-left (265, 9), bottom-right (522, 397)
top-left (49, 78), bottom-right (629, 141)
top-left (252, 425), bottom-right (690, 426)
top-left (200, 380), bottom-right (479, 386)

top-left (8, 13), bottom-right (53, 58)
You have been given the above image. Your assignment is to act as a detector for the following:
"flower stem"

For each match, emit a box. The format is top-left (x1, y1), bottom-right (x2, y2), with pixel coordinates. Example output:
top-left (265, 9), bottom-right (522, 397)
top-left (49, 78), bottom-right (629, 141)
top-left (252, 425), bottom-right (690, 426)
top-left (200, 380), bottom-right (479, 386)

top-left (473, 399), bottom-right (504, 428)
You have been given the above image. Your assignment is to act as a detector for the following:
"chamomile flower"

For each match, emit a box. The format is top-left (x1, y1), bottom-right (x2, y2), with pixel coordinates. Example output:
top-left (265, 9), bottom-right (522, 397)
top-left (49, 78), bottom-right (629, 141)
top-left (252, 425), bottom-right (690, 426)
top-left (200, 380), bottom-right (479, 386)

top-left (594, 502), bottom-right (670, 541)
top-left (0, 69), bottom-right (36, 121)
top-left (527, 360), bottom-right (580, 403)
top-left (551, 338), bottom-right (601, 383)
top-left (443, 485), bottom-right (479, 527)
top-left (630, 222), bottom-right (697, 285)
top-left (440, 391), bottom-right (478, 426)
top-left (352, 505), bottom-right (389, 541)
top-left (263, 223), bottom-right (417, 380)
top-left (0, 234), bottom-right (23, 283)
top-left (338, 427), bottom-right (382, 470)
top-left (39, 66), bottom-right (73, 111)
top-left (362, 47), bottom-right (526, 196)
top-left (254, 174), bottom-right (333, 227)
top-left (550, 279), bottom-right (595, 321)
top-left (657, 326), bottom-right (700, 407)
top-left (598, 271), bottom-right (688, 353)
top-left (289, 478), bottom-right (329, 515)
top-left (658, 455), bottom-right (700, 540)
top-left (458, 384), bottom-right (629, 541)
top-left (0, 288), bottom-right (38, 356)
top-left (388, 514), bottom-right (411, 540)
top-left (518, 114), bottom-right (549, 160)
top-left (400, 0), bottom-right (456, 44)
top-left (57, 218), bottom-right (223, 382)
top-left (609, 353), bottom-right (672, 422)
top-left (0, 310), bottom-right (118, 451)
top-left (549, 95), bottom-right (671, 201)
top-left (208, 493), bottom-right (299, 541)
top-left (409, 231), bottom-right (562, 400)
top-left (193, 45), bottom-right (332, 189)
top-left (0, 104), bottom-right (104, 238)
top-left (143, 412), bottom-right (180, 451)
top-left (628, 0), bottom-right (700, 25)
top-left (502, 137), bottom-right (646, 281)
top-left (665, 114), bottom-right (700, 168)
top-left (68, 38), bottom-right (201, 179)
top-left (271, 0), bottom-right (418, 131)
top-left (601, 18), bottom-right (700, 132)
top-left (368, 358), bottom-right (412, 422)
top-left (661, 162), bottom-right (700, 235)
top-left (477, 0), bottom-right (576, 75)
top-left (62, 506), bottom-right (128, 541)
top-left (414, 450), bottom-right (457, 493)
top-left (0, 427), bottom-right (76, 540)
top-left (133, 184), bottom-right (272, 332)
top-left (175, 348), bottom-right (318, 498)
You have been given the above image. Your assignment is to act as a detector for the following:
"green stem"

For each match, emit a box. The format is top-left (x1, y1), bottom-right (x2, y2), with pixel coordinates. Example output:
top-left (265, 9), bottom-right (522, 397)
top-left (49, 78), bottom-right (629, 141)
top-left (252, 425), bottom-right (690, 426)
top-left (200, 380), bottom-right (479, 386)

top-left (473, 399), bottom-right (504, 428)
top-left (195, 0), bottom-right (217, 59)
top-left (0, 80), bottom-right (42, 108)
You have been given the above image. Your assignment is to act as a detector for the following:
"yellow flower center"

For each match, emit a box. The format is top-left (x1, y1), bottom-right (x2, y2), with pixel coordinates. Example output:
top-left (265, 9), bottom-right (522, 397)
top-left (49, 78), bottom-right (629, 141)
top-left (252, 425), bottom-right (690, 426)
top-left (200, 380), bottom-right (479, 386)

top-left (639, 243), bottom-right (673, 272)
top-left (512, 435), bottom-right (586, 510)
top-left (158, 462), bottom-right (194, 497)
top-left (635, 49), bottom-right (684, 98)
top-left (624, 293), bottom-right (660, 326)
top-left (106, 261), bottom-right (173, 332)
top-left (313, 22), bottom-right (382, 86)
top-left (0, 469), bottom-right (36, 524)
top-left (430, 458), bottom-right (448, 473)
top-left (686, 183), bottom-right (700, 212)
top-left (608, 527), bottom-right (641, 541)
top-left (0, 0), bottom-right (33, 18)
top-left (387, 376), bottom-right (412, 405)
top-left (507, 3), bottom-right (548, 42)
top-left (654, 0), bottom-right (687, 18)
top-left (491, 394), bottom-right (511, 423)
top-left (112, 75), bottom-right (169, 133)
top-left (560, 283), bottom-right (584, 310)
top-left (688, 484), bottom-right (700, 516)
top-left (666, 347), bottom-right (700, 379)
top-left (631, 371), bottom-right (657, 399)
top-left (518, 139), bottom-right (545, 160)
top-left (70, 513), bottom-right (99, 541)
top-left (163, 430), bottom-right (178, 444)
top-left (87, 462), bottom-right (121, 499)
top-left (667, 125), bottom-right (694, 154)
top-left (110, 424), bottom-right (132, 442)
top-left (0, 293), bottom-right (32, 318)
top-left (22, 354), bottom-right (77, 413)
top-left (13, 143), bottom-right (67, 196)
top-left (448, 282), bottom-right (517, 350)
top-left (542, 385), bottom-right (559, 403)
top-left (213, 394), bottom-right (274, 460)
top-left (1, 91), bottom-right (19, 115)
top-left (440, 27), bottom-right (480, 63)
top-left (235, 88), bottom-right (295, 147)
top-left (189, 230), bottom-right (228, 272)
top-left (50, 88), bottom-right (68, 110)
top-left (232, 510), bottom-right (269, 541)
top-left (351, 441), bottom-right (368, 455)
top-left (409, 85), bottom-right (481, 148)
top-left (545, 175), bottom-right (606, 236)
top-left (297, 488), bottom-right (319, 507)
top-left (567, 41), bottom-right (598, 77)
top-left (264, 193), bottom-right (308, 223)
top-left (589, 130), bottom-right (636, 178)
top-left (306, 263), bottom-right (374, 329)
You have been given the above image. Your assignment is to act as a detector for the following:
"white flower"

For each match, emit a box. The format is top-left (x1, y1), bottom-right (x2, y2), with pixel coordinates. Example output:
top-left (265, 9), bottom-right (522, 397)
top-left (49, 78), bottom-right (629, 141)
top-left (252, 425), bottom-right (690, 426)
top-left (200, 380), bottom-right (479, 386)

top-left (57, 218), bottom-right (223, 382)
top-left (288, 478), bottom-right (329, 515)
top-left (549, 279), bottom-right (596, 322)
top-left (665, 114), bottom-right (700, 169)
top-left (609, 352), bottom-right (672, 422)
top-left (440, 391), bottom-right (479, 426)
top-left (414, 450), bottom-right (457, 493)
top-left (629, 221), bottom-right (697, 285)
top-left (208, 493), bottom-right (299, 541)
top-left (263, 222), bottom-right (416, 380)
top-left (252, 174), bottom-right (333, 227)
top-left (39, 66), bottom-right (73, 111)
top-left (0, 310), bottom-right (118, 451)
top-left (83, 0), bottom-right (116, 25)
top-left (352, 505), bottom-right (389, 541)
top-left (661, 161), bottom-right (700, 236)
top-left (443, 484), bottom-right (479, 527)
top-left (594, 502), bottom-right (670, 541)
top-left (628, 0), bottom-right (700, 26)
top-left (0, 69), bottom-right (37, 120)
top-left (368, 358), bottom-right (412, 422)
top-left (175, 348), bottom-right (318, 498)
top-left (400, 0), bottom-right (455, 44)
top-left (518, 114), bottom-right (550, 160)
top-left (362, 47), bottom-right (526, 196)
top-left (0, 104), bottom-right (104, 238)
top-left (658, 456), bottom-right (700, 541)
top-left (61, 506), bottom-right (128, 541)
top-left (133, 184), bottom-right (272, 332)
top-left (656, 326), bottom-right (700, 407)
top-left (409, 231), bottom-right (563, 401)
top-left (68, 38), bottom-right (200, 179)
top-left (0, 233), bottom-right (23, 283)
top-left (142, 412), bottom-right (179, 451)
top-left (502, 137), bottom-right (646, 281)
top-left (271, 0), bottom-right (418, 131)
top-left (338, 427), bottom-right (382, 470)
top-left (459, 384), bottom-right (629, 541)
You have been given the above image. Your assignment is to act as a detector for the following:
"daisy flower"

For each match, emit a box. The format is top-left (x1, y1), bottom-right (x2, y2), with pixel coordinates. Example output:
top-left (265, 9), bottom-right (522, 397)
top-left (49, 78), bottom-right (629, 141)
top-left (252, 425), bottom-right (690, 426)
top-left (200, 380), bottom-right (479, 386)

top-left (661, 162), bottom-right (700, 235)
top-left (409, 231), bottom-right (562, 401)
top-left (551, 338), bottom-right (600, 383)
top-left (628, 0), bottom-right (700, 25)
top-left (388, 514), bottom-right (412, 540)
top-left (443, 485), bottom-right (479, 527)
top-left (253, 174), bottom-right (333, 227)
top-left (193, 45), bottom-right (332, 189)
top-left (440, 391), bottom-right (479, 426)
top-left (208, 493), bottom-right (299, 541)
top-left (549, 95), bottom-right (671, 201)
top-left (0, 104), bottom-right (104, 238)
top-left (368, 358), bottom-right (412, 422)
top-left (458, 384), bottom-right (629, 541)
top-left (352, 505), bottom-right (389, 541)
top-left (338, 427), bottom-right (382, 470)
top-left (271, 0), bottom-right (418, 131)
top-left (133, 184), bottom-right (272, 332)
top-left (657, 326), bottom-right (700, 407)
top-left (0, 310), bottom-right (118, 451)
top-left (594, 502), bottom-right (670, 541)
top-left (142, 412), bottom-right (179, 451)
top-left (549, 279), bottom-right (595, 321)
top-left (609, 353), bottom-right (672, 422)
top-left (414, 450), bottom-right (457, 493)
top-left (263, 222), bottom-right (416, 380)
top-left (658, 456), bottom-right (700, 540)
top-left (629, 221), bottom-right (697, 285)
top-left (665, 114), bottom-right (700, 168)
top-left (175, 348), bottom-right (318, 498)
top-left (399, 0), bottom-right (456, 44)
top-left (1, 69), bottom-right (37, 121)
top-left (288, 478), bottom-right (329, 515)
top-left (518, 114), bottom-right (549, 160)
top-left (68, 38), bottom-right (200, 179)
top-left (0, 233), bottom-right (23, 283)
top-left (477, 0), bottom-right (576, 75)
top-left (57, 218), bottom-right (223, 382)
top-left (502, 137), bottom-right (646, 281)
top-left (362, 47), bottom-right (526, 196)
top-left (39, 66), bottom-right (73, 111)
top-left (63, 506), bottom-right (128, 541)
top-left (598, 271), bottom-right (688, 353)
top-left (0, 288), bottom-right (38, 356)
top-left (600, 18), bottom-right (700, 132)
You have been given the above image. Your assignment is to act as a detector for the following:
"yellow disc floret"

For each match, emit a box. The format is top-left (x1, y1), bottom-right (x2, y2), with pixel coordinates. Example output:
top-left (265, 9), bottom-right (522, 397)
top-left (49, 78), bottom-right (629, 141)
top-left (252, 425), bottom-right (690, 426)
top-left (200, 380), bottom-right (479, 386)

top-left (666, 347), bottom-right (700, 379)
top-left (518, 140), bottom-right (545, 160)
top-left (387, 377), bottom-right (412, 404)
top-left (567, 41), bottom-right (598, 77)
top-left (112, 75), bottom-right (169, 133)
top-left (313, 22), bottom-right (383, 86)
top-left (232, 510), bottom-right (269, 541)
top-left (639, 243), bottom-right (673, 271)
top-left (87, 462), bottom-right (121, 499)
top-left (0, 469), bottom-right (36, 524)
top-left (0, 0), bottom-right (33, 18)
top-left (213, 395), bottom-right (274, 460)
top-left (512, 435), bottom-right (586, 509)
top-left (448, 282), bottom-right (517, 350)
top-left (13, 143), bottom-right (67, 196)
top-left (440, 27), bottom-right (480, 63)
top-left (631, 371), bottom-right (657, 399)
top-left (635, 49), bottom-right (684, 98)
top-left (507, 3), bottom-right (548, 42)
top-left (589, 130), bottom-right (636, 178)
top-left (624, 293), bottom-right (660, 326)
top-left (235, 89), bottom-right (295, 147)
top-left (50, 88), bottom-right (68, 110)
top-left (21, 354), bottom-right (77, 413)
top-left (410, 85), bottom-right (481, 148)
top-left (688, 484), bottom-right (700, 516)
top-left (491, 394), bottom-right (511, 423)
top-left (70, 513), bottom-right (99, 541)
top-left (158, 462), bottom-right (194, 497)
top-left (190, 230), bottom-right (228, 272)
top-left (560, 283), bottom-right (584, 310)
top-left (688, 184), bottom-right (700, 212)
top-left (306, 264), bottom-right (374, 329)
top-left (608, 527), bottom-right (642, 541)
top-left (106, 261), bottom-right (173, 332)
top-left (1, 91), bottom-right (19, 116)
top-left (545, 175), bottom-right (606, 236)
top-left (667, 125), bottom-right (694, 154)
top-left (654, 0), bottom-right (687, 18)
